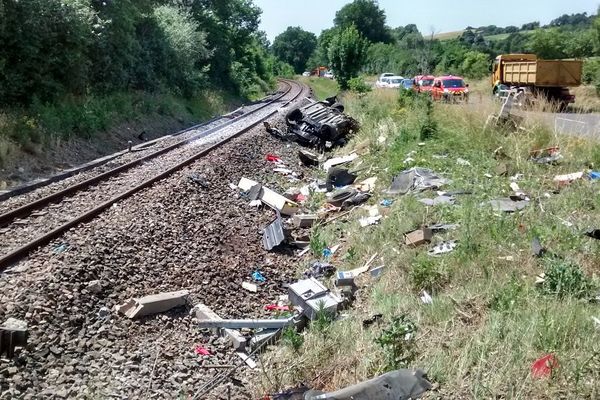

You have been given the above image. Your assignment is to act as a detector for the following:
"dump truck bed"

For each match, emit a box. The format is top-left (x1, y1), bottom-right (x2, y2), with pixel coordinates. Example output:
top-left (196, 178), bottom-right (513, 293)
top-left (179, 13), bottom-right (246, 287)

top-left (502, 60), bottom-right (582, 87)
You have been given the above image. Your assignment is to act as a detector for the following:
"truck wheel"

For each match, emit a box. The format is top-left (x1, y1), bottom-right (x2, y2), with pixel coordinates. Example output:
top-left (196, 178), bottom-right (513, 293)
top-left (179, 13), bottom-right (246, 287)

top-left (285, 107), bottom-right (303, 124)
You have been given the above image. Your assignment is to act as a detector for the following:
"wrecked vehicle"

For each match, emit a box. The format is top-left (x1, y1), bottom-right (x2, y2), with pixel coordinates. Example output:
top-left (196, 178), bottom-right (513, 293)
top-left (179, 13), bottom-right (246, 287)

top-left (280, 96), bottom-right (359, 150)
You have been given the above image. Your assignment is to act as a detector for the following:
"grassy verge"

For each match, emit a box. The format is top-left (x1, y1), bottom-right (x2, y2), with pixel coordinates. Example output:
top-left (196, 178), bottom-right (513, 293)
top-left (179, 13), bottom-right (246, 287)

top-left (298, 76), bottom-right (340, 101)
top-left (0, 89), bottom-right (242, 166)
top-left (258, 84), bottom-right (600, 398)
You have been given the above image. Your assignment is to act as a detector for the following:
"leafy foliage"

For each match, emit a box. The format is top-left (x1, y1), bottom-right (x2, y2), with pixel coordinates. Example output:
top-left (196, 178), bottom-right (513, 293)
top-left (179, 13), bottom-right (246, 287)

top-left (272, 27), bottom-right (317, 74)
top-left (328, 26), bottom-right (368, 89)
top-left (334, 0), bottom-right (392, 43)
top-left (539, 259), bottom-right (594, 299)
top-left (0, 0), bottom-right (279, 107)
top-left (374, 315), bottom-right (418, 371)
top-left (348, 77), bottom-right (371, 93)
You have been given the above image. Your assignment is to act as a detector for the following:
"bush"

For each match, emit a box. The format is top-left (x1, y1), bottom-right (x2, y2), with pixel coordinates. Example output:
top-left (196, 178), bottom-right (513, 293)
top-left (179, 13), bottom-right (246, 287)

top-left (374, 315), bottom-right (418, 371)
top-left (409, 256), bottom-right (449, 293)
top-left (348, 77), bottom-right (371, 93)
top-left (540, 258), bottom-right (594, 299)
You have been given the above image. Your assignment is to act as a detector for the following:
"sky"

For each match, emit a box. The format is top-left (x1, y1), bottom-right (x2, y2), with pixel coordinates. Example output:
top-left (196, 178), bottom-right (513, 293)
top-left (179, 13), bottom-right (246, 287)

top-left (254, 0), bottom-right (599, 42)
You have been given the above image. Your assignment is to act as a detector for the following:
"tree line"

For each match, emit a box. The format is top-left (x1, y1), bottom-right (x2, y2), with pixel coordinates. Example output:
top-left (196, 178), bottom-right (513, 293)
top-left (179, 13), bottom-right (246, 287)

top-left (271, 0), bottom-right (600, 89)
top-left (0, 0), bottom-right (292, 106)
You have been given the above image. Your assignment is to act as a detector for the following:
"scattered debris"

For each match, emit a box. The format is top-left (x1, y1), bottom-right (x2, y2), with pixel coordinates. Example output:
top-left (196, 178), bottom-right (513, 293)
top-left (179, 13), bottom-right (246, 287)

top-left (488, 198), bottom-right (529, 213)
top-left (326, 167), bottom-right (357, 190)
top-left (428, 240), bottom-right (458, 256)
top-left (238, 177), bottom-right (299, 215)
top-left (195, 345), bottom-right (211, 356)
top-left (457, 158), bottom-right (471, 166)
top-left (303, 261), bottom-right (335, 279)
top-left (531, 354), bottom-right (559, 379)
top-left (116, 290), bottom-right (189, 319)
top-left (590, 171), bottom-right (600, 180)
top-left (197, 317), bottom-right (295, 330)
top-left (386, 167), bottom-right (450, 195)
top-left (188, 173), bottom-right (209, 188)
top-left (53, 243), bottom-right (70, 254)
top-left (252, 271), bottom-right (266, 283)
top-left (336, 270), bottom-right (357, 288)
top-left (303, 369), bottom-right (432, 400)
top-left (236, 351), bottom-right (257, 369)
top-left (420, 291), bottom-right (433, 305)
top-left (427, 223), bottom-right (459, 233)
top-left (359, 215), bottom-right (382, 227)
top-left (263, 217), bottom-right (289, 251)
top-left (292, 214), bottom-right (318, 228)
top-left (242, 282), bottom-right (258, 293)
top-left (193, 304), bottom-right (246, 350)
top-left (323, 153), bottom-right (359, 171)
top-left (0, 318), bottom-right (28, 358)
top-left (530, 146), bottom-right (562, 164)
top-left (380, 199), bottom-right (394, 207)
top-left (585, 229), bottom-right (600, 240)
top-left (298, 149), bottom-right (320, 167)
top-left (405, 228), bottom-right (433, 247)
top-left (419, 195), bottom-right (456, 207)
top-left (553, 171), bottom-right (583, 186)
top-left (592, 316), bottom-right (600, 330)
top-left (370, 265), bottom-right (385, 278)
top-left (265, 153), bottom-right (282, 163)
top-left (265, 304), bottom-right (290, 312)
top-left (362, 314), bottom-right (383, 328)
top-left (288, 278), bottom-right (343, 320)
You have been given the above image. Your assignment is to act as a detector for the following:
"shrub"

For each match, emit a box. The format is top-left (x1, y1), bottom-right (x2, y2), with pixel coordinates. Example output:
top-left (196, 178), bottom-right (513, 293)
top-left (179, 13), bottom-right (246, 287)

top-left (348, 77), bottom-right (371, 93)
top-left (374, 315), bottom-right (418, 371)
top-left (409, 256), bottom-right (449, 293)
top-left (282, 326), bottom-right (304, 353)
top-left (540, 258), bottom-right (593, 299)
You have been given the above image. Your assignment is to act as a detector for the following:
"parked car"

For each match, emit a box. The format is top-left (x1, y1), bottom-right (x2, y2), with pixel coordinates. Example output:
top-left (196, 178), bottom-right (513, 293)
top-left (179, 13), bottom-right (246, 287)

top-left (401, 79), bottom-right (414, 90)
top-left (431, 75), bottom-right (469, 102)
top-left (302, 71), bottom-right (311, 77)
top-left (377, 75), bottom-right (404, 89)
top-left (414, 75), bottom-right (435, 93)
top-left (324, 71), bottom-right (335, 79)
top-left (376, 73), bottom-right (400, 88)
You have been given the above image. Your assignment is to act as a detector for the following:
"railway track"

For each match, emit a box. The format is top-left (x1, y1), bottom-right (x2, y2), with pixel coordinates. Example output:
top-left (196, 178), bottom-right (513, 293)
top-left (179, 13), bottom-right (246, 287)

top-left (0, 79), bottom-right (305, 271)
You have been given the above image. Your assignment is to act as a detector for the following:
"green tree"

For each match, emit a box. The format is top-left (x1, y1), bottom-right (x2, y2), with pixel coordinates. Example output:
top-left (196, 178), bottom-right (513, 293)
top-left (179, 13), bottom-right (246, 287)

top-left (328, 25), bottom-right (368, 89)
top-left (152, 5), bottom-right (211, 96)
top-left (334, 0), bottom-right (392, 43)
top-left (272, 26), bottom-right (317, 74)
top-left (307, 27), bottom-right (340, 69)
top-left (527, 28), bottom-right (567, 59)
top-left (460, 51), bottom-right (490, 79)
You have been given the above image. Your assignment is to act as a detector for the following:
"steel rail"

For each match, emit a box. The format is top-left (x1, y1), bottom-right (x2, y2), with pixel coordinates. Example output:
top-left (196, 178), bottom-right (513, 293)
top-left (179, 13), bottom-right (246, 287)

top-left (0, 79), bottom-right (305, 270)
top-left (0, 82), bottom-right (290, 227)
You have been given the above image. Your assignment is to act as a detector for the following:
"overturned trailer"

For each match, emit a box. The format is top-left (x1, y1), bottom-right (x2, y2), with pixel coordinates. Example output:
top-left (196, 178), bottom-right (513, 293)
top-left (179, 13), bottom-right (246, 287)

top-left (275, 96), bottom-right (359, 150)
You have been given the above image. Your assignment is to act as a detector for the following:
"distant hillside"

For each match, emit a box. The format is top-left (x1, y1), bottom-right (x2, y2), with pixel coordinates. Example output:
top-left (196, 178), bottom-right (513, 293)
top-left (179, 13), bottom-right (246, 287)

top-left (431, 30), bottom-right (464, 41)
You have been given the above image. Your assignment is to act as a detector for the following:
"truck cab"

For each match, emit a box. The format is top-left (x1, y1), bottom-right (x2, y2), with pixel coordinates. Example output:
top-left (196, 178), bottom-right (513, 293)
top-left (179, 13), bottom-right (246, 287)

top-left (414, 75), bottom-right (435, 93)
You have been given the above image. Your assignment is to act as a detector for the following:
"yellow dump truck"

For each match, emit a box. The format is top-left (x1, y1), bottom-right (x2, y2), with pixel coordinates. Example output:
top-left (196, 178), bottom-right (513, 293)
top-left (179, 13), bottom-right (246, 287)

top-left (492, 54), bottom-right (583, 109)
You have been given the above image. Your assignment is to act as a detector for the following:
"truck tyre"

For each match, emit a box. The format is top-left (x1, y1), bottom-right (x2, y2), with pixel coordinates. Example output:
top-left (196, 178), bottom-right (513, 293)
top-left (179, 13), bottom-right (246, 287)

top-left (285, 107), bottom-right (303, 124)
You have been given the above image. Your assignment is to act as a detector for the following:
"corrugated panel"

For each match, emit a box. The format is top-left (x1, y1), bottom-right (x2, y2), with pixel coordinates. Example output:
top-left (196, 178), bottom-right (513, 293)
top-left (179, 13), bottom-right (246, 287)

top-left (263, 217), bottom-right (287, 251)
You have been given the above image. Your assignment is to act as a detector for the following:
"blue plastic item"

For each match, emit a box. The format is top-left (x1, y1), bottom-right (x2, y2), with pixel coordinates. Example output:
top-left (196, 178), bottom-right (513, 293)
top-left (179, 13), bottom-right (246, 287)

top-left (252, 271), bottom-right (266, 282)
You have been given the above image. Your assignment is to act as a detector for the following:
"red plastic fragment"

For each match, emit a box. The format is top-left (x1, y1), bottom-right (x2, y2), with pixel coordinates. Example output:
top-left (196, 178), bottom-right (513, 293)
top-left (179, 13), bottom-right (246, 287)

top-left (266, 154), bottom-right (281, 163)
top-left (264, 304), bottom-right (290, 312)
top-left (195, 345), bottom-right (211, 356)
top-left (531, 353), bottom-right (558, 378)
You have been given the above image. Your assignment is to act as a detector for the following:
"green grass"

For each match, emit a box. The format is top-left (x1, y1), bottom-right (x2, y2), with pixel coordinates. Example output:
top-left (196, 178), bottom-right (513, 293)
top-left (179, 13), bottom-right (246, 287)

top-left (299, 76), bottom-right (340, 101)
top-left (258, 82), bottom-right (600, 398)
top-left (485, 30), bottom-right (534, 41)
top-left (0, 89), bottom-right (241, 165)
